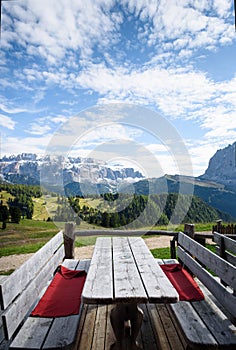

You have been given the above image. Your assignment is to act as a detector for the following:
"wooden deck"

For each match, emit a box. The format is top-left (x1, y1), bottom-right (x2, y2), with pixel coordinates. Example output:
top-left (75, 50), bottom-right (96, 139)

top-left (75, 303), bottom-right (187, 350)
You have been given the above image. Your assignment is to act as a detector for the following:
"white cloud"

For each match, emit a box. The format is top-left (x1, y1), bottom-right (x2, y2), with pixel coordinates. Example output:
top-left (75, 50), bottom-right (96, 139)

top-left (1, 0), bottom-right (235, 177)
top-left (2, 0), bottom-right (234, 68)
top-left (27, 123), bottom-right (52, 136)
top-left (0, 114), bottom-right (16, 130)
top-left (75, 63), bottom-right (214, 116)
top-left (1, 135), bottom-right (52, 156)
top-left (50, 115), bottom-right (68, 124)
top-left (26, 114), bottom-right (70, 135)
top-left (0, 103), bottom-right (29, 114)
top-left (2, 0), bottom-right (121, 64)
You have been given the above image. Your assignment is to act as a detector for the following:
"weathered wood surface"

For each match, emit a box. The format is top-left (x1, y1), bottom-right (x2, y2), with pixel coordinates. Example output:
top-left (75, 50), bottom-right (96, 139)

top-left (169, 232), bottom-right (236, 349)
top-left (113, 237), bottom-right (147, 302)
top-left (0, 231), bottom-right (63, 311)
top-left (178, 232), bottom-right (236, 290)
top-left (128, 237), bottom-right (178, 303)
top-left (178, 245), bottom-right (236, 318)
top-left (76, 303), bottom-right (186, 350)
top-left (9, 259), bottom-right (90, 350)
top-left (171, 298), bottom-right (236, 348)
top-left (82, 237), bottom-right (113, 304)
top-left (3, 245), bottom-right (64, 340)
top-left (74, 229), bottom-right (177, 236)
top-left (82, 237), bottom-right (178, 305)
top-left (64, 222), bottom-right (76, 259)
top-left (214, 231), bottom-right (236, 266)
top-left (170, 301), bottom-right (218, 348)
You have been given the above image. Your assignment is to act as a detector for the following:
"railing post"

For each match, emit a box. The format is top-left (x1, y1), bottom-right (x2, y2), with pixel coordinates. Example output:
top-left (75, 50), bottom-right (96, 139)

top-left (216, 219), bottom-right (222, 233)
top-left (184, 223), bottom-right (195, 238)
top-left (184, 223), bottom-right (205, 246)
top-left (170, 233), bottom-right (178, 259)
top-left (64, 222), bottom-right (76, 259)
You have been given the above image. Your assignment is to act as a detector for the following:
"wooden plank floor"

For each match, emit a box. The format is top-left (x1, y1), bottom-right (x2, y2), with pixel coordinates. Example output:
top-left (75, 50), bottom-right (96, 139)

top-left (74, 303), bottom-right (187, 350)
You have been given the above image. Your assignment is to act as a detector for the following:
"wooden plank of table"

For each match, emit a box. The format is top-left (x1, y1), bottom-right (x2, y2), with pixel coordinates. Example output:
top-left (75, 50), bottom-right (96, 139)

top-left (128, 237), bottom-right (178, 303)
top-left (82, 237), bottom-right (113, 304)
top-left (112, 237), bottom-right (148, 303)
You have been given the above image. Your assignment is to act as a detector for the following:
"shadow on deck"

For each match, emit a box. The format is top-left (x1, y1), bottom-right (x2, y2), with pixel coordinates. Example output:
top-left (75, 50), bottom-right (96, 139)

top-left (75, 303), bottom-right (187, 350)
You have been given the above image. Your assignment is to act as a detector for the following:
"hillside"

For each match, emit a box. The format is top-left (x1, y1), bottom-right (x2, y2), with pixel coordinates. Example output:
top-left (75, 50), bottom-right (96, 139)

top-left (131, 175), bottom-right (236, 219)
top-left (1, 146), bottom-right (236, 221)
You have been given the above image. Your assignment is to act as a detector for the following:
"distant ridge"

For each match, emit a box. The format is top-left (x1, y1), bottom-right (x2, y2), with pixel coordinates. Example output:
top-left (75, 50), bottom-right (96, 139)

top-left (1, 147), bottom-right (236, 220)
top-left (0, 153), bottom-right (144, 186)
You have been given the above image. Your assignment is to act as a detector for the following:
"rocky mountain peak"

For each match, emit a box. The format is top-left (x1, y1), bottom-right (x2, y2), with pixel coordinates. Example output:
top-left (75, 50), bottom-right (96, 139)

top-left (200, 142), bottom-right (236, 189)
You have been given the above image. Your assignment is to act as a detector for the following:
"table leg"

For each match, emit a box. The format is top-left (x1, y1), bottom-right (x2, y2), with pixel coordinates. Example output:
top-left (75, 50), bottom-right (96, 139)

top-left (110, 303), bottom-right (143, 350)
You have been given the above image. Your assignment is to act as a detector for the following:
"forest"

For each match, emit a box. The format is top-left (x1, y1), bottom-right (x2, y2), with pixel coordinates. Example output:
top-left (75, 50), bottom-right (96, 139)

top-left (0, 183), bottom-right (232, 229)
top-left (65, 192), bottom-right (230, 228)
top-left (0, 184), bottom-right (42, 228)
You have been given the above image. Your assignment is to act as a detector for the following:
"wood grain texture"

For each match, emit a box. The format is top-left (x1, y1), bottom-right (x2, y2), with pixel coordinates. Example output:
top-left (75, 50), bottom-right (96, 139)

top-left (3, 245), bottom-right (64, 340)
top-left (10, 317), bottom-right (53, 350)
top-left (8, 258), bottom-right (90, 349)
top-left (177, 246), bottom-right (236, 318)
top-left (170, 232), bottom-right (236, 348)
top-left (178, 232), bottom-right (236, 290)
top-left (43, 316), bottom-right (81, 350)
top-left (170, 301), bottom-right (218, 348)
top-left (213, 232), bottom-right (236, 254)
top-left (83, 237), bottom-right (178, 305)
top-left (112, 237), bottom-right (147, 302)
top-left (214, 232), bottom-right (236, 266)
top-left (82, 237), bottom-right (113, 304)
top-left (0, 231), bottom-right (63, 310)
top-left (128, 237), bottom-right (178, 303)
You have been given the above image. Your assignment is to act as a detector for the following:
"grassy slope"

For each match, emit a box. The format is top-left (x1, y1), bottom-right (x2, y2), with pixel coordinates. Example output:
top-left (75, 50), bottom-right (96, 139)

top-left (0, 190), bottom-right (223, 258)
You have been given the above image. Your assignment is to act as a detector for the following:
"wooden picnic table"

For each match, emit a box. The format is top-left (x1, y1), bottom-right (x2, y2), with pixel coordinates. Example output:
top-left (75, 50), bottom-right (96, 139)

top-left (82, 236), bottom-right (178, 349)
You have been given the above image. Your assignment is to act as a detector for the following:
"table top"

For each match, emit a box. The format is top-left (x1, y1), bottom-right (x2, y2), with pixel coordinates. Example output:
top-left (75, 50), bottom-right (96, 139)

top-left (82, 236), bottom-right (179, 304)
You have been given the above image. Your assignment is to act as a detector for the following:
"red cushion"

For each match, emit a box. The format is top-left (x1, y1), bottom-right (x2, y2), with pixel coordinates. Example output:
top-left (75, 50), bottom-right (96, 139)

top-left (31, 266), bottom-right (87, 317)
top-left (160, 264), bottom-right (204, 301)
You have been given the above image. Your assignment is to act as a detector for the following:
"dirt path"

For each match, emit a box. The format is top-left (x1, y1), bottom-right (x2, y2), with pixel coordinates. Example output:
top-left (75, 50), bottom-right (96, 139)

top-left (0, 236), bottom-right (173, 272)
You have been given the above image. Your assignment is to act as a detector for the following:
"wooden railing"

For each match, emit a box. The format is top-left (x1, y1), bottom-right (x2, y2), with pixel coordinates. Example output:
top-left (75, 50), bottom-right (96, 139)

top-left (212, 219), bottom-right (236, 235)
top-left (63, 223), bottom-right (178, 259)
top-left (62, 221), bottom-right (236, 259)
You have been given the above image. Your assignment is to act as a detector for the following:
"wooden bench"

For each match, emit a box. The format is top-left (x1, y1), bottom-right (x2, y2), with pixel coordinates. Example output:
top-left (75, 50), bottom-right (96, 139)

top-left (213, 231), bottom-right (236, 266)
top-left (168, 231), bottom-right (236, 349)
top-left (0, 230), bottom-right (90, 350)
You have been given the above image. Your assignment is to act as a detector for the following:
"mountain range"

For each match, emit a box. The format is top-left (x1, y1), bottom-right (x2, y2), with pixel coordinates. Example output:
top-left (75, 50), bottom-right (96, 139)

top-left (0, 153), bottom-right (143, 187)
top-left (1, 142), bottom-right (236, 219)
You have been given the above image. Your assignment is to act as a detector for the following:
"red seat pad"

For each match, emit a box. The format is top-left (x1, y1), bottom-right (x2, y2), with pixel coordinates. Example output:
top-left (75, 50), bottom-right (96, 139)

top-left (31, 266), bottom-right (87, 317)
top-left (160, 264), bottom-right (204, 301)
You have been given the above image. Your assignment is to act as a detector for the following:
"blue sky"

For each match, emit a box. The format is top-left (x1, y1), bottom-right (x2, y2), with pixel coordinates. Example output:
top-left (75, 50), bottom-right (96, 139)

top-left (0, 0), bottom-right (236, 178)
